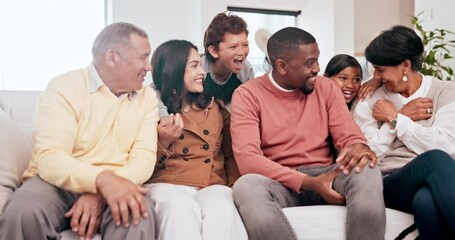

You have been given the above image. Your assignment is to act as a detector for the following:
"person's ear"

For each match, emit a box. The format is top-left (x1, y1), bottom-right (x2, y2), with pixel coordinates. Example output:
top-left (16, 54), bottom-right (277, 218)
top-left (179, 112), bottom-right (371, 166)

top-left (207, 45), bottom-right (219, 59)
top-left (276, 59), bottom-right (287, 75)
top-left (402, 59), bottom-right (411, 71)
top-left (106, 49), bottom-right (116, 67)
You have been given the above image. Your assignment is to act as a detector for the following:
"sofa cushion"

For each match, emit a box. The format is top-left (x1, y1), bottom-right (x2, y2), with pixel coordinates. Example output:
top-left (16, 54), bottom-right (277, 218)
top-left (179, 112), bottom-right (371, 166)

top-left (0, 90), bottom-right (41, 134)
top-left (283, 205), bottom-right (418, 240)
top-left (60, 230), bottom-right (101, 240)
top-left (0, 109), bottom-right (32, 214)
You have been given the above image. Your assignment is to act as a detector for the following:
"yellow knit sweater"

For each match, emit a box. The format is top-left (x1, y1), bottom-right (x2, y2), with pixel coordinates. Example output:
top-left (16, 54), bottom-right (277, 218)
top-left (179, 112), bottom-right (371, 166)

top-left (23, 65), bottom-right (159, 193)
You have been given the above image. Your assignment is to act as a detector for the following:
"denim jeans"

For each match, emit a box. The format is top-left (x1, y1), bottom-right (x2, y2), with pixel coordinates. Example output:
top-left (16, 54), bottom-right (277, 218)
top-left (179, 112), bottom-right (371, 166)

top-left (233, 164), bottom-right (385, 240)
top-left (383, 149), bottom-right (455, 240)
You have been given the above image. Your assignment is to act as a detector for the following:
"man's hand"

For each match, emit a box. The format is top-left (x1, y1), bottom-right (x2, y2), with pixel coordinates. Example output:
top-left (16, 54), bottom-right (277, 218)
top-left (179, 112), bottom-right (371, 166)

top-left (372, 100), bottom-right (398, 122)
top-left (301, 170), bottom-right (346, 205)
top-left (336, 143), bottom-right (377, 175)
top-left (95, 171), bottom-right (150, 228)
top-left (65, 193), bottom-right (104, 240)
top-left (158, 113), bottom-right (184, 149)
top-left (398, 97), bottom-right (433, 121)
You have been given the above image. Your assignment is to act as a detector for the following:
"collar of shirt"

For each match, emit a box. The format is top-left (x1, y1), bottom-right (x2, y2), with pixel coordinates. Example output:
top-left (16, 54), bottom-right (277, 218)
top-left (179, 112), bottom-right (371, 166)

top-left (183, 97), bottom-right (214, 112)
top-left (201, 56), bottom-right (232, 86)
top-left (87, 62), bottom-right (137, 100)
top-left (400, 73), bottom-right (431, 104)
top-left (268, 71), bottom-right (295, 92)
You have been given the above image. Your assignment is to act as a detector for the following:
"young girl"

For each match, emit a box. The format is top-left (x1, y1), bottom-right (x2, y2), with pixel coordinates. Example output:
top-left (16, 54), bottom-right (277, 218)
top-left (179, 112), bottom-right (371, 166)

top-left (146, 40), bottom-right (247, 240)
top-left (324, 54), bottom-right (363, 110)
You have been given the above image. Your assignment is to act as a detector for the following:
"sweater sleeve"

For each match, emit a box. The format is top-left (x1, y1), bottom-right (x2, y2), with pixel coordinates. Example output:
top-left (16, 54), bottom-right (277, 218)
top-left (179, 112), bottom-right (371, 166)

top-left (324, 80), bottom-right (368, 149)
top-left (352, 99), bottom-right (396, 159)
top-left (36, 77), bottom-right (159, 193)
top-left (230, 86), bottom-right (306, 193)
top-left (35, 78), bottom-right (105, 193)
top-left (113, 91), bottom-right (159, 185)
top-left (396, 101), bottom-right (455, 156)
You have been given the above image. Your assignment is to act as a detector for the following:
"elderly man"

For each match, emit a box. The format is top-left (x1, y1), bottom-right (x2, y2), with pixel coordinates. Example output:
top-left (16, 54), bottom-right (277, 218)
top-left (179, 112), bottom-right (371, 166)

top-left (0, 22), bottom-right (158, 240)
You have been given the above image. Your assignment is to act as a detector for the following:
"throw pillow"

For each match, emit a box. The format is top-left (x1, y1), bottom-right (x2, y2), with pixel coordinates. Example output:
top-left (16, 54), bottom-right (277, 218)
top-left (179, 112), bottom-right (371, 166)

top-left (0, 109), bottom-right (32, 214)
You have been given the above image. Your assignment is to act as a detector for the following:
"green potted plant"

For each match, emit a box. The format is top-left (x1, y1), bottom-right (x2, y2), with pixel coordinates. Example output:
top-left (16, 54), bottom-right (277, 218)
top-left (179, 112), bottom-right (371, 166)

top-left (412, 12), bottom-right (455, 80)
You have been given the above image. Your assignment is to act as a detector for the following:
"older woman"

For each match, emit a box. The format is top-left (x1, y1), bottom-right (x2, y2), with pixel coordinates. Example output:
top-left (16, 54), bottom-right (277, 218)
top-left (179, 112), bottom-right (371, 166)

top-left (353, 25), bottom-right (455, 239)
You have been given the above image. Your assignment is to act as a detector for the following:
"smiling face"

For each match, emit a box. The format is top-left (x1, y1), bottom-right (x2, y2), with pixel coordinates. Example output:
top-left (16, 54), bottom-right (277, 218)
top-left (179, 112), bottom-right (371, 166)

top-left (209, 32), bottom-right (249, 74)
top-left (277, 43), bottom-right (320, 94)
top-left (329, 66), bottom-right (361, 104)
top-left (372, 64), bottom-right (407, 93)
top-left (184, 48), bottom-right (205, 93)
top-left (114, 34), bottom-right (151, 94)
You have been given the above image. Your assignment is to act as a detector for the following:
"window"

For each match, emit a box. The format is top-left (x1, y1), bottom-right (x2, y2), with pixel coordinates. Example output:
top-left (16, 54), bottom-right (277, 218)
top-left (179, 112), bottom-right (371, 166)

top-left (0, 0), bottom-right (105, 90)
top-left (228, 7), bottom-right (299, 77)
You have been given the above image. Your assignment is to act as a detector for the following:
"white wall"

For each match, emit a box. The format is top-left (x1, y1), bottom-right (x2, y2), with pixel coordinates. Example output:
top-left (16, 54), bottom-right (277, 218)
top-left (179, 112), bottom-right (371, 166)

top-left (415, 0), bottom-right (455, 75)
top-left (109, 0), bottom-right (454, 75)
top-left (334, 0), bottom-right (355, 56)
top-left (295, 0), bottom-right (336, 72)
top-left (2, 0), bottom-right (452, 90)
top-left (354, 0), bottom-right (414, 56)
top-left (110, 0), bottom-right (203, 50)
top-left (109, 0), bottom-right (203, 84)
top-left (110, 0), bottom-right (341, 75)
top-left (415, 0), bottom-right (455, 31)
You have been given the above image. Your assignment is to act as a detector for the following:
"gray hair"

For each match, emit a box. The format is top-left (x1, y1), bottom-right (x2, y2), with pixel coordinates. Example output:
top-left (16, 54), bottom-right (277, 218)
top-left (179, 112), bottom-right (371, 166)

top-left (91, 22), bottom-right (148, 59)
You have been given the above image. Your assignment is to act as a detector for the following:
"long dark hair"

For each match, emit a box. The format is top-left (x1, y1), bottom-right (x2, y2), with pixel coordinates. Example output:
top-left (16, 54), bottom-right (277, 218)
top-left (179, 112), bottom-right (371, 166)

top-left (152, 40), bottom-right (211, 114)
top-left (324, 54), bottom-right (362, 79)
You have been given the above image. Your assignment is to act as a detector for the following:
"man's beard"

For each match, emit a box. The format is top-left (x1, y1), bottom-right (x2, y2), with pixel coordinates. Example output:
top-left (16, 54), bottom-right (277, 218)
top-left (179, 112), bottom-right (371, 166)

top-left (299, 76), bottom-right (316, 94)
top-left (300, 85), bottom-right (314, 94)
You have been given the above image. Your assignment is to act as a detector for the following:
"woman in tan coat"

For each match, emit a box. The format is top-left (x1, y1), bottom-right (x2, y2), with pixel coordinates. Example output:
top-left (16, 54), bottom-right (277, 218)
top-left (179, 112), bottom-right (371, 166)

top-left (145, 40), bottom-right (247, 240)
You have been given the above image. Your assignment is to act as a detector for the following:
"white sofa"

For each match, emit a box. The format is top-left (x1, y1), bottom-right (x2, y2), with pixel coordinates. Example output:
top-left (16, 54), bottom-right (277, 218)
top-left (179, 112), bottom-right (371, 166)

top-left (0, 90), bottom-right (418, 240)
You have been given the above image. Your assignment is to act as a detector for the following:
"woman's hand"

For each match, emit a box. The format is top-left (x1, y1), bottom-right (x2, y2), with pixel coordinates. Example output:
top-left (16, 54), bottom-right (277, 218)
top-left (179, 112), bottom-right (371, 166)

top-left (157, 113), bottom-right (184, 148)
top-left (398, 97), bottom-right (433, 121)
top-left (372, 100), bottom-right (398, 122)
top-left (357, 77), bottom-right (382, 100)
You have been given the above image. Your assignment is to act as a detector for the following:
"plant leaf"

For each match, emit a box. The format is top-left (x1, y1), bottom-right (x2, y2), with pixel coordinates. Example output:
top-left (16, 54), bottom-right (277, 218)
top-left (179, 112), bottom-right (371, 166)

top-left (412, 11), bottom-right (455, 81)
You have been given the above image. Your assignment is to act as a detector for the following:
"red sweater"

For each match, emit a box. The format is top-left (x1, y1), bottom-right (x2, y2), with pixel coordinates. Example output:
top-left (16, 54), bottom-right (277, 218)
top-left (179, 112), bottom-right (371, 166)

top-left (230, 74), bottom-right (367, 192)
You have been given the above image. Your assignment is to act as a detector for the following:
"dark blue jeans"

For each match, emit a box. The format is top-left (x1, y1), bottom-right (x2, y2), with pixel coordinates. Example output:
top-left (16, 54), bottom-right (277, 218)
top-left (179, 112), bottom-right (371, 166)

top-left (383, 149), bottom-right (455, 240)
